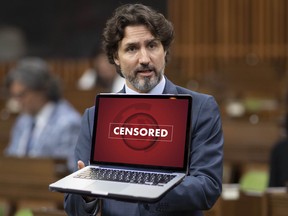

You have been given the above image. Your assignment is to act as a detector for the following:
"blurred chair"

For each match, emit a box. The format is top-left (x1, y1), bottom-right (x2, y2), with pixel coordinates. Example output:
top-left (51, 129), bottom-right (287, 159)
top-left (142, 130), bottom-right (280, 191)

top-left (239, 170), bottom-right (268, 193)
top-left (15, 208), bottom-right (32, 216)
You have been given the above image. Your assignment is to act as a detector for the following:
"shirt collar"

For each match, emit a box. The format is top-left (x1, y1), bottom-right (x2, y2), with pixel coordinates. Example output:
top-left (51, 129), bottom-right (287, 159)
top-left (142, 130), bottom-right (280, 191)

top-left (125, 76), bottom-right (166, 94)
top-left (34, 102), bottom-right (55, 127)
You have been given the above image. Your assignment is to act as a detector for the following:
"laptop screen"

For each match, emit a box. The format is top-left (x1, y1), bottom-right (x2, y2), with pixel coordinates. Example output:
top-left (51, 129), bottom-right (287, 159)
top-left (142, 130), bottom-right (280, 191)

top-left (91, 94), bottom-right (192, 172)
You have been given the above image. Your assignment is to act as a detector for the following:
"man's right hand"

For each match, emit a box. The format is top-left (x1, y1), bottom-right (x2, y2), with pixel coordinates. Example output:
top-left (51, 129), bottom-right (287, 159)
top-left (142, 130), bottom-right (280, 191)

top-left (78, 160), bottom-right (86, 169)
top-left (78, 160), bottom-right (96, 202)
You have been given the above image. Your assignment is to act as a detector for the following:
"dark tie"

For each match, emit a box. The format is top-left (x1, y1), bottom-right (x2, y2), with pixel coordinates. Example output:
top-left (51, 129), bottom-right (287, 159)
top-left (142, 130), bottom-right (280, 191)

top-left (25, 120), bottom-right (35, 155)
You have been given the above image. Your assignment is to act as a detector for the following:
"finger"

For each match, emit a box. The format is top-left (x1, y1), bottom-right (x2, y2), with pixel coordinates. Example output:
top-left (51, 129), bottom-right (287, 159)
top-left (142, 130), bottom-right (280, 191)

top-left (77, 160), bottom-right (85, 170)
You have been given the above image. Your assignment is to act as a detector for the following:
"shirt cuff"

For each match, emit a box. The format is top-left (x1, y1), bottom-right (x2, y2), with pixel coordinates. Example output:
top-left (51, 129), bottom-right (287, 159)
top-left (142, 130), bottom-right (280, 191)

top-left (83, 198), bottom-right (99, 215)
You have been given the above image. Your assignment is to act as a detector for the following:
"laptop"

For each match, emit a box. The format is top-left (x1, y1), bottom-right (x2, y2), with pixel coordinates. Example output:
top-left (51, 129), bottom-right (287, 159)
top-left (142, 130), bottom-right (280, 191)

top-left (49, 93), bottom-right (192, 202)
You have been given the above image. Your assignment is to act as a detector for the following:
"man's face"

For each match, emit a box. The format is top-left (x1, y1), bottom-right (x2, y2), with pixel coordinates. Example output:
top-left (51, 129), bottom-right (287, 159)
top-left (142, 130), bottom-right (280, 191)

top-left (9, 81), bottom-right (45, 115)
top-left (114, 25), bottom-right (166, 93)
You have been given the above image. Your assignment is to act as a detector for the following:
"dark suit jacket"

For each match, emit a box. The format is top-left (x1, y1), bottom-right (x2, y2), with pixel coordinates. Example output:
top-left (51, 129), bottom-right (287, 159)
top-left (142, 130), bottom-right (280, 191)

top-left (64, 77), bottom-right (224, 216)
top-left (269, 138), bottom-right (288, 187)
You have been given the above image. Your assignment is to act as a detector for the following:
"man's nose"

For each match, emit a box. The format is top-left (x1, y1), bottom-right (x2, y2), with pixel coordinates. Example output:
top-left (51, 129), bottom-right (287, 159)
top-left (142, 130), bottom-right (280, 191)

top-left (139, 48), bottom-right (150, 65)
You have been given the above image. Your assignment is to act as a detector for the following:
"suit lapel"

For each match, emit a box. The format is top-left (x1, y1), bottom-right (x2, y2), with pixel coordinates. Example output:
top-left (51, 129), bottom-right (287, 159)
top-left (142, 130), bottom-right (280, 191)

top-left (162, 77), bottom-right (179, 94)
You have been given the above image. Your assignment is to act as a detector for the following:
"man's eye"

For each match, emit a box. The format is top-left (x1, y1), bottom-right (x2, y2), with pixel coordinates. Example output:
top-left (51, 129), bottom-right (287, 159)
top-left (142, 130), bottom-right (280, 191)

top-left (148, 42), bottom-right (158, 49)
top-left (126, 47), bottom-right (136, 52)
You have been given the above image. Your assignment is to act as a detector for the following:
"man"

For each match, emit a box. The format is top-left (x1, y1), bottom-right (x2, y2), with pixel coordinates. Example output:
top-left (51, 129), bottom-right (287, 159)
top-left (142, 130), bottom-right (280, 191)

top-left (77, 49), bottom-right (125, 92)
top-left (4, 57), bottom-right (81, 170)
top-left (65, 4), bottom-right (223, 216)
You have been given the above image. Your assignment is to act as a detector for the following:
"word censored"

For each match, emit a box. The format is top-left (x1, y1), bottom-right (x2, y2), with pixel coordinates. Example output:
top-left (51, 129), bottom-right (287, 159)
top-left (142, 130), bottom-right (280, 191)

top-left (109, 123), bottom-right (173, 142)
top-left (114, 126), bottom-right (168, 137)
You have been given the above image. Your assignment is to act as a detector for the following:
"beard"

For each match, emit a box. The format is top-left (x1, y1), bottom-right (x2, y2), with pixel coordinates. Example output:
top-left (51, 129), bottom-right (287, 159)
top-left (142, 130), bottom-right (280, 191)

top-left (125, 66), bottom-right (163, 92)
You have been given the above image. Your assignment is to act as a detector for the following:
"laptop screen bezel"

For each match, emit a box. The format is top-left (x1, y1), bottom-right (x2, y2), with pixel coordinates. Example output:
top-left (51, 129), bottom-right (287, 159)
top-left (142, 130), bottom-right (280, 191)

top-left (90, 93), bottom-right (192, 173)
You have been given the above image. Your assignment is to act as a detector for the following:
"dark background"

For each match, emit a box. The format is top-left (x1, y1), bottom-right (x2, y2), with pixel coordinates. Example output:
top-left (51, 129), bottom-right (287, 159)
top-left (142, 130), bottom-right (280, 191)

top-left (0, 0), bottom-right (167, 58)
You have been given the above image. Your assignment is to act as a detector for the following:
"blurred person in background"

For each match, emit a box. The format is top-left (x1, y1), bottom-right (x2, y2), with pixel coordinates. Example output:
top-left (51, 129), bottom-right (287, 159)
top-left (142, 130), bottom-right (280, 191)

top-left (269, 114), bottom-right (288, 187)
top-left (4, 57), bottom-right (82, 170)
top-left (77, 48), bottom-right (125, 92)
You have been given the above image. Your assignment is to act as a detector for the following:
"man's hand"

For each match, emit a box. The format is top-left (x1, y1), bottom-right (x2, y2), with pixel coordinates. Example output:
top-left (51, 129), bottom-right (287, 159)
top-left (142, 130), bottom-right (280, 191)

top-left (78, 160), bottom-right (85, 169)
top-left (78, 160), bottom-right (96, 202)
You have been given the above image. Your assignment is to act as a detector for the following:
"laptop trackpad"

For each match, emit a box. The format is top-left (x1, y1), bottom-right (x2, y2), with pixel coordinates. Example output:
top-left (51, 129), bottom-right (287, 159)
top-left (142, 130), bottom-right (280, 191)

top-left (86, 182), bottom-right (129, 195)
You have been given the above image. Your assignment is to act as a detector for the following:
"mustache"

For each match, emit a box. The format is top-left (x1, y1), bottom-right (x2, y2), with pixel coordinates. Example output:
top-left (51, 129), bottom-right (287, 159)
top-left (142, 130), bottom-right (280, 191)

top-left (135, 65), bottom-right (155, 73)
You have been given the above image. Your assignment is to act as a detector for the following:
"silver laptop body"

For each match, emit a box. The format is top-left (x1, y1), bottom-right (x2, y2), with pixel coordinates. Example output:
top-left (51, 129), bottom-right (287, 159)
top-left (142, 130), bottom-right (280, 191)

top-left (49, 93), bottom-right (192, 202)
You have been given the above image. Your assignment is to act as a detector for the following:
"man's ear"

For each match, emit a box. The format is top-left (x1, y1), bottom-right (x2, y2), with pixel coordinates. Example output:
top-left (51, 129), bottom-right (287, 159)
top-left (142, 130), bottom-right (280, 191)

top-left (114, 54), bottom-right (120, 66)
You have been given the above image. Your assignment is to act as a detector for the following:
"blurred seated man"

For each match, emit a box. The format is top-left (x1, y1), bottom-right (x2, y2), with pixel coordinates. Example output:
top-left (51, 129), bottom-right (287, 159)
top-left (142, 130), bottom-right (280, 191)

top-left (77, 49), bottom-right (125, 92)
top-left (269, 114), bottom-right (288, 187)
top-left (4, 57), bottom-right (81, 170)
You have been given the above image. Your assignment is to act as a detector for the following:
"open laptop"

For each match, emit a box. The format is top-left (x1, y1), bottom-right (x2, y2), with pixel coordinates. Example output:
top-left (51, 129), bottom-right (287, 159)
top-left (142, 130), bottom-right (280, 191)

top-left (49, 93), bottom-right (192, 202)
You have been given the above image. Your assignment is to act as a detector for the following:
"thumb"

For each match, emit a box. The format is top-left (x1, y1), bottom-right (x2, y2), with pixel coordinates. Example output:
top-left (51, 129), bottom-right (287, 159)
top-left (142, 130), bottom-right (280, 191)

top-left (77, 160), bottom-right (85, 170)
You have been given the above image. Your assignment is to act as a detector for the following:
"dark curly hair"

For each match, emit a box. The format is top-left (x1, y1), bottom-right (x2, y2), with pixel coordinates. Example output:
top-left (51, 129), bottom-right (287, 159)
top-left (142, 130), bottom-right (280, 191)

top-left (5, 57), bottom-right (62, 102)
top-left (102, 3), bottom-right (174, 77)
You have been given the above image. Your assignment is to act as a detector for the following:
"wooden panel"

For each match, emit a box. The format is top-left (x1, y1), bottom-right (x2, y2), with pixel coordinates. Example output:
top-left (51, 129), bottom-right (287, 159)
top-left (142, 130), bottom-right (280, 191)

top-left (167, 0), bottom-right (288, 108)
top-left (0, 157), bottom-right (68, 215)
top-left (32, 208), bottom-right (67, 216)
top-left (223, 120), bottom-right (280, 163)
top-left (63, 88), bottom-right (98, 114)
top-left (235, 192), bottom-right (268, 216)
top-left (268, 192), bottom-right (288, 216)
top-left (0, 58), bottom-right (90, 87)
top-left (205, 185), bottom-right (288, 216)
top-left (205, 184), bottom-right (267, 216)
top-left (48, 58), bottom-right (90, 86)
top-left (167, 0), bottom-right (288, 184)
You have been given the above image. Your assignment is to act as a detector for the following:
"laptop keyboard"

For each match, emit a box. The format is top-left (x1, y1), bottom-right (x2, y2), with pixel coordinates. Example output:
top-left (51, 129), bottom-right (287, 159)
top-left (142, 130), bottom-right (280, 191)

top-left (74, 167), bottom-right (177, 186)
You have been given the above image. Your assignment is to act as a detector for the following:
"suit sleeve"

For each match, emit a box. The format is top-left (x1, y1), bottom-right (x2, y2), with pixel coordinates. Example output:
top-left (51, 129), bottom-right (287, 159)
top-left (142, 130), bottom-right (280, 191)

top-left (64, 108), bottom-right (100, 216)
top-left (145, 95), bottom-right (224, 212)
